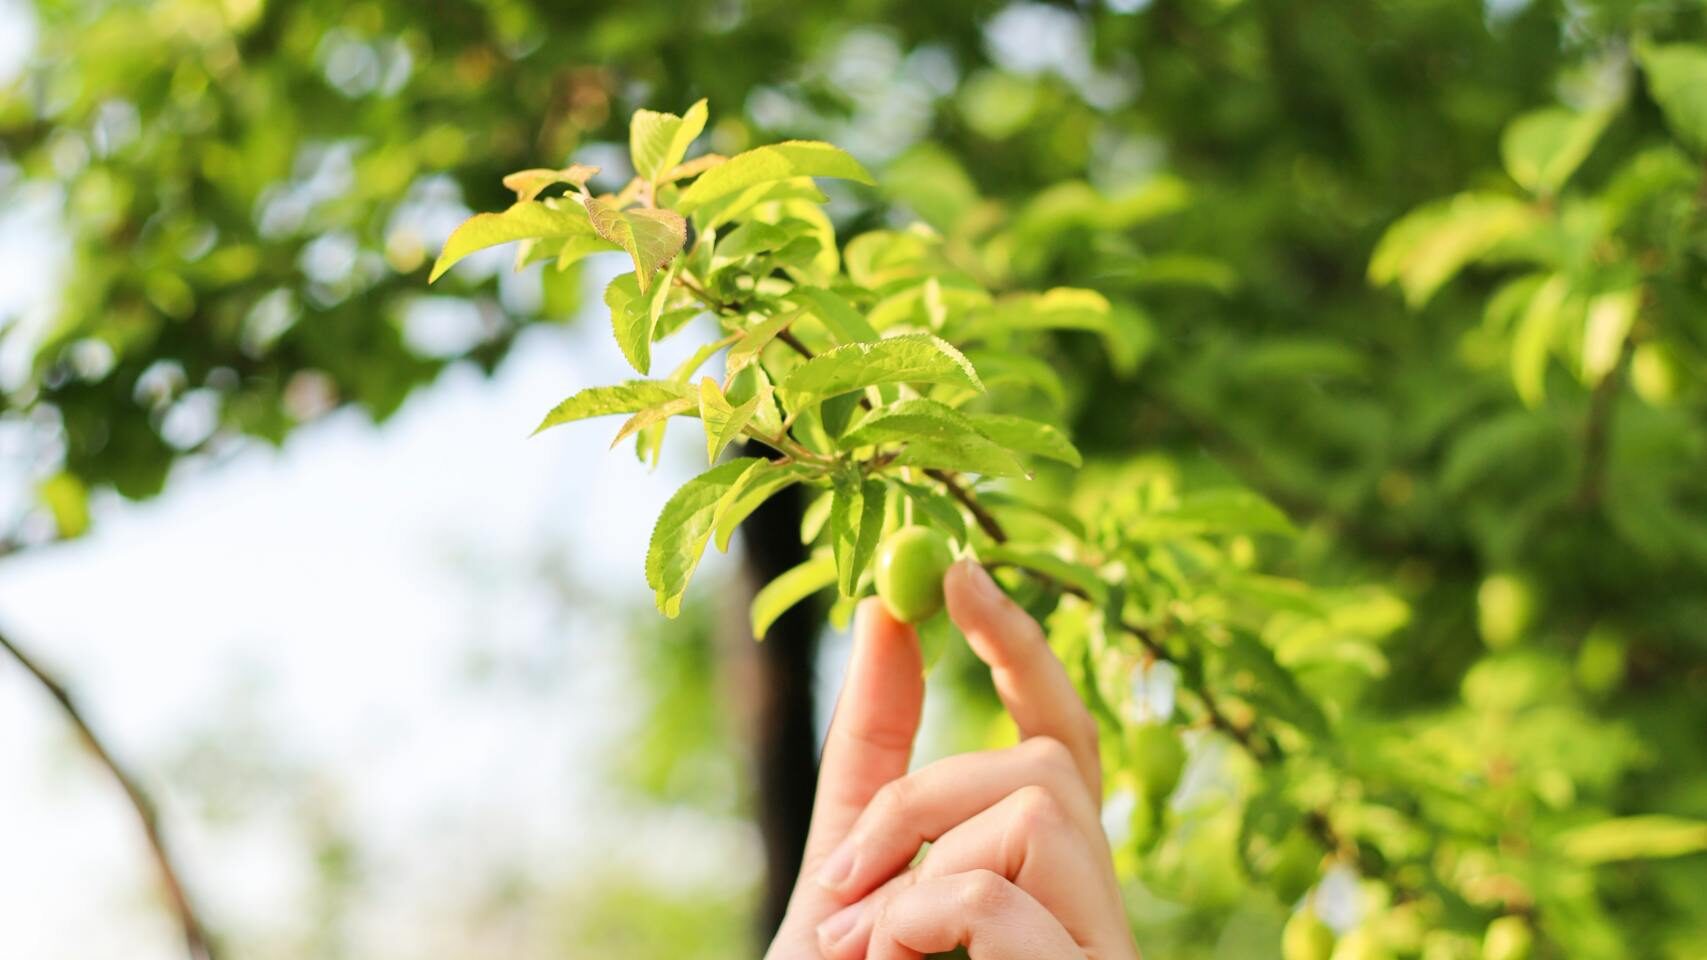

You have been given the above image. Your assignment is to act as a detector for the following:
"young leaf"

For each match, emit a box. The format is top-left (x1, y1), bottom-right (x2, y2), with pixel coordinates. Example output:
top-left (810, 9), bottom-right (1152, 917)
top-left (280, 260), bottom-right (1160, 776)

top-left (725, 311), bottom-right (799, 377)
top-left (533, 380), bottom-right (693, 435)
top-left (676, 140), bottom-right (874, 212)
top-left (751, 549), bottom-right (837, 639)
top-left (713, 460), bottom-right (813, 551)
top-left (699, 376), bottom-right (764, 464)
top-left (630, 99), bottom-right (709, 182)
top-left (586, 196), bottom-right (688, 293)
top-left (780, 334), bottom-right (982, 406)
top-left (1512, 273), bottom-right (1572, 407)
top-left (965, 413), bottom-right (1083, 467)
top-left (429, 200), bottom-right (609, 282)
top-left (975, 288), bottom-right (1113, 334)
top-left (1556, 815), bottom-right (1707, 864)
top-left (1639, 42), bottom-right (1707, 155)
top-left (611, 397), bottom-right (697, 449)
top-left (830, 475), bottom-right (886, 597)
top-left (646, 457), bottom-right (764, 617)
top-left (606, 270), bottom-right (676, 374)
top-left (502, 164), bottom-right (599, 202)
top-left (695, 178), bottom-right (830, 232)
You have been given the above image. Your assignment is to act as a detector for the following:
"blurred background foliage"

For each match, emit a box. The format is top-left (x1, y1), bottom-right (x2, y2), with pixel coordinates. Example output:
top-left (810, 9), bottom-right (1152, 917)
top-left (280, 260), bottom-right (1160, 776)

top-left (3, 0), bottom-right (1706, 957)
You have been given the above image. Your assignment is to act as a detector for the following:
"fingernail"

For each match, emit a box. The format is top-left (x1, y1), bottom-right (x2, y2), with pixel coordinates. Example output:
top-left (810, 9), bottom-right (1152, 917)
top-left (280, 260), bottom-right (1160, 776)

top-left (816, 900), bottom-right (865, 954)
top-left (816, 840), bottom-right (856, 891)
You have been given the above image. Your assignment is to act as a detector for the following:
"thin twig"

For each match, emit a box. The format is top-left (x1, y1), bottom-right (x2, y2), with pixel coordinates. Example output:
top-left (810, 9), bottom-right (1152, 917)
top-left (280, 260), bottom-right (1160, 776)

top-left (0, 629), bottom-right (218, 960)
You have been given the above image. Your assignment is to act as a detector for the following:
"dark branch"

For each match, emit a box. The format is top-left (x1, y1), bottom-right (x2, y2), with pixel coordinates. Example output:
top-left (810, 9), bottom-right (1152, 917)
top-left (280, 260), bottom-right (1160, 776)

top-left (0, 629), bottom-right (218, 960)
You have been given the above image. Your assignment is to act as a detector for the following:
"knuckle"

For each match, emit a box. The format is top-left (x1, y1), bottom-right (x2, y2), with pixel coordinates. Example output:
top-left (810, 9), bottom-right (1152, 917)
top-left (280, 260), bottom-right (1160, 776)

top-left (872, 776), bottom-right (914, 821)
top-left (1009, 783), bottom-right (1068, 836)
top-left (1025, 735), bottom-right (1075, 777)
top-left (957, 869), bottom-right (1014, 914)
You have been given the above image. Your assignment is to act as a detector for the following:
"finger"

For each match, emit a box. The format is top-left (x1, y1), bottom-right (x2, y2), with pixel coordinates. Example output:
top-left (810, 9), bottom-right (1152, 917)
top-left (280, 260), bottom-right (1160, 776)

top-left (820, 870), bottom-right (1086, 960)
top-left (817, 736), bottom-right (1099, 899)
top-left (944, 559), bottom-right (1101, 792)
top-left (821, 786), bottom-right (1128, 960)
top-left (802, 597), bottom-right (926, 868)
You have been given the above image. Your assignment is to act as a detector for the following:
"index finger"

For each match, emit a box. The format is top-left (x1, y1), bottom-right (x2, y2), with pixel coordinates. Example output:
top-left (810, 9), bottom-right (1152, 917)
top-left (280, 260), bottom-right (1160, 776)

top-left (943, 559), bottom-right (1101, 793)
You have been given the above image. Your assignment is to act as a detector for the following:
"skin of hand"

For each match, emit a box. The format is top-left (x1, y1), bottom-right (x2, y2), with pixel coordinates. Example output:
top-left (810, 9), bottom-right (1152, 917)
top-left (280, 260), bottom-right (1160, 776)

top-left (763, 559), bottom-right (1142, 960)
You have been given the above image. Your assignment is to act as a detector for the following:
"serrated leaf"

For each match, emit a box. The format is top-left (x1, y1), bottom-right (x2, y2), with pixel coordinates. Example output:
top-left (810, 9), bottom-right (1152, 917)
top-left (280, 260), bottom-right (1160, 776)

top-left (429, 201), bottom-right (609, 282)
top-left (695, 178), bottom-right (831, 232)
top-left (532, 380), bottom-right (693, 435)
top-left (726, 311), bottom-right (800, 377)
top-left (677, 140), bottom-right (874, 212)
top-left (1501, 106), bottom-right (1614, 197)
top-left (751, 550), bottom-right (837, 639)
top-left (965, 413), bottom-right (1082, 467)
top-left (1640, 42), bottom-right (1707, 154)
top-left (646, 458), bottom-right (763, 617)
top-left (712, 460), bottom-right (814, 552)
top-left (502, 164), bottom-right (599, 202)
top-left (830, 475), bottom-right (886, 597)
top-left (630, 99), bottom-right (708, 182)
top-left (710, 219), bottom-right (801, 270)
top-left (606, 270), bottom-right (676, 374)
top-left (1369, 193), bottom-right (1541, 308)
top-left (839, 398), bottom-right (1028, 479)
top-left (1556, 816), bottom-right (1707, 864)
top-left (611, 396), bottom-right (697, 449)
top-left (819, 392), bottom-right (862, 440)
top-left (792, 286), bottom-right (879, 344)
top-left (780, 334), bottom-right (982, 406)
top-left (586, 197), bottom-right (688, 293)
top-left (700, 376), bottom-right (765, 464)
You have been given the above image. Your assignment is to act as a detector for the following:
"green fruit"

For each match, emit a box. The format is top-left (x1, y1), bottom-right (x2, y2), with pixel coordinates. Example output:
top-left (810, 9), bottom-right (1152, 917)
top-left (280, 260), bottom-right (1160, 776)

top-left (874, 527), bottom-right (954, 623)
top-left (1129, 721), bottom-right (1186, 803)
top-left (1482, 917), bottom-right (1533, 960)
top-left (1283, 908), bottom-right (1337, 960)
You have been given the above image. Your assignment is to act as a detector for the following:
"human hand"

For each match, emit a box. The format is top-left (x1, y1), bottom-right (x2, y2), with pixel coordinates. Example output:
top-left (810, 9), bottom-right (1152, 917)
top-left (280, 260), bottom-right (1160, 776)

top-left (764, 559), bottom-right (1141, 960)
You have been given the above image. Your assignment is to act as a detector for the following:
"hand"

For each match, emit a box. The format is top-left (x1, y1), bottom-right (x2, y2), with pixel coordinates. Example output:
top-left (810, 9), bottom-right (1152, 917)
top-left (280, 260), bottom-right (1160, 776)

top-left (764, 559), bottom-right (1141, 960)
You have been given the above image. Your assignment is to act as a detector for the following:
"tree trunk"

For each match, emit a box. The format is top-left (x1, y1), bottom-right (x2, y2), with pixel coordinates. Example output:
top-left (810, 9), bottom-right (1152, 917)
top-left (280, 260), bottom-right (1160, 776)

top-left (735, 462), bottom-right (821, 945)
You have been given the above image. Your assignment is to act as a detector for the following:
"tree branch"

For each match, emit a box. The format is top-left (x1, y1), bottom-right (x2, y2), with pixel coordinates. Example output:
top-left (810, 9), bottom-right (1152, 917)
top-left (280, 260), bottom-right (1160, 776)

top-left (0, 628), bottom-right (218, 960)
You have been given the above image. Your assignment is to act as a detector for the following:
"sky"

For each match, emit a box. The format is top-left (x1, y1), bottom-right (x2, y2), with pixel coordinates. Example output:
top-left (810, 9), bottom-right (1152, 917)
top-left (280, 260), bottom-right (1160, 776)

top-left (0, 251), bottom-right (773, 956)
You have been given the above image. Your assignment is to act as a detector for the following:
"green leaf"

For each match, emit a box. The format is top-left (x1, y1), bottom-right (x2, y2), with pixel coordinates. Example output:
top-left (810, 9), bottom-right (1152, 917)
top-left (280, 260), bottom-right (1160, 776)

top-left (1639, 42), bottom-right (1707, 154)
top-left (585, 197), bottom-right (688, 293)
top-left (1500, 106), bottom-right (1614, 196)
top-left (646, 458), bottom-right (763, 617)
top-left (694, 178), bottom-right (830, 232)
top-left (965, 413), bottom-right (1082, 467)
top-left (532, 380), bottom-right (693, 435)
top-left (677, 140), bottom-right (874, 212)
top-left (830, 475), bottom-right (886, 597)
top-left (896, 481), bottom-right (969, 543)
top-left (1557, 816), bottom-right (1707, 864)
top-left (726, 311), bottom-right (799, 377)
top-left (1369, 193), bottom-right (1541, 308)
top-left (780, 334), bottom-right (982, 406)
top-left (502, 164), bottom-right (599, 202)
top-left (713, 460), bottom-right (813, 552)
top-left (792, 287), bottom-right (879, 344)
top-left (429, 200), bottom-right (610, 282)
top-left (630, 99), bottom-right (708, 182)
top-left (1581, 287), bottom-right (1639, 385)
top-left (699, 376), bottom-right (764, 464)
top-left (839, 398), bottom-right (1029, 478)
top-left (977, 287), bottom-right (1113, 334)
top-left (606, 271), bottom-right (676, 375)
top-left (751, 549), bottom-right (837, 639)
